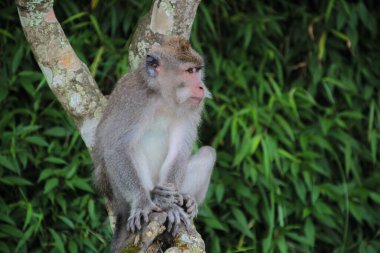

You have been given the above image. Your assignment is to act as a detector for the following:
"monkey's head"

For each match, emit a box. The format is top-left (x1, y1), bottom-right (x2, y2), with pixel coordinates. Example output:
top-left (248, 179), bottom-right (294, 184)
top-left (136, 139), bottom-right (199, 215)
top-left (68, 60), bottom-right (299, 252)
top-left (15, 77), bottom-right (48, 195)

top-left (143, 36), bottom-right (211, 108)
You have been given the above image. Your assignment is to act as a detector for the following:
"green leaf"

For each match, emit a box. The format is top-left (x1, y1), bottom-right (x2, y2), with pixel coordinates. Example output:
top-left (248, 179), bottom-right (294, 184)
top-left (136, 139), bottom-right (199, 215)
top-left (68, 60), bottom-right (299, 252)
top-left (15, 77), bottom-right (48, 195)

top-left (0, 225), bottom-right (23, 238)
top-left (0, 155), bottom-right (19, 174)
top-left (318, 32), bottom-right (327, 61)
top-left (250, 134), bottom-right (262, 154)
top-left (20, 79), bottom-right (35, 97)
top-left (38, 169), bottom-right (57, 182)
top-left (325, 0), bottom-right (335, 21)
top-left (0, 176), bottom-right (33, 186)
top-left (44, 178), bottom-right (59, 194)
top-left (200, 5), bottom-right (216, 35)
top-left (369, 192), bottom-right (380, 204)
top-left (202, 217), bottom-right (228, 231)
top-left (277, 236), bottom-right (288, 253)
top-left (68, 240), bottom-right (78, 253)
top-left (215, 183), bottom-right (224, 203)
top-left (231, 208), bottom-right (254, 239)
top-left (23, 203), bottom-right (33, 230)
top-left (49, 228), bottom-right (65, 253)
top-left (89, 14), bottom-right (104, 42)
top-left (0, 28), bottom-right (14, 40)
top-left (90, 46), bottom-right (104, 76)
top-left (25, 136), bottom-right (49, 147)
top-left (62, 12), bottom-right (87, 24)
top-left (88, 199), bottom-right (96, 222)
top-left (15, 226), bottom-right (34, 252)
top-left (369, 131), bottom-right (377, 163)
top-left (233, 129), bottom-right (252, 166)
top-left (69, 178), bottom-right (93, 192)
top-left (357, 2), bottom-right (369, 26)
top-left (44, 157), bottom-right (67, 165)
top-left (58, 216), bottom-right (75, 229)
top-left (44, 127), bottom-right (67, 137)
top-left (11, 45), bottom-right (23, 73)
top-left (304, 218), bottom-right (315, 246)
top-left (0, 241), bottom-right (10, 253)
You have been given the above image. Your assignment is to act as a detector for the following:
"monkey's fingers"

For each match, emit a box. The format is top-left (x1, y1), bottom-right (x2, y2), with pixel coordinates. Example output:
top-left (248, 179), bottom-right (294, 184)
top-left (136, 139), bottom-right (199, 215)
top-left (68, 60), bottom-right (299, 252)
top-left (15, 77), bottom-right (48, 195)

top-left (127, 210), bottom-right (146, 233)
top-left (184, 195), bottom-right (198, 219)
top-left (171, 210), bottom-right (181, 236)
top-left (184, 196), bottom-right (196, 208)
top-left (127, 217), bottom-right (136, 233)
top-left (167, 211), bottom-right (175, 232)
top-left (179, 210), bottom-right (191, 231)
top-left (142, 211), bottom-right (149, 224)
top-left (187, 204), bottom-right (198, 218)
top-left (175, 193), bottom-right (184, 206)
top-left (137, 215), bottom-right (144, 231)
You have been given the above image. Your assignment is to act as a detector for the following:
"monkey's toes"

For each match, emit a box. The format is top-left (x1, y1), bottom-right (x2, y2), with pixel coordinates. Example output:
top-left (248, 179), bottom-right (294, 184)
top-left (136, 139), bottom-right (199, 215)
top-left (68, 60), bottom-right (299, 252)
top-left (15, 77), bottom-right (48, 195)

top-left (183, 195), bottom-right (198, 219)
top-left (127, 206), bottom-right (159, 233)
top-left (165, 206), bottom-right (190, 236)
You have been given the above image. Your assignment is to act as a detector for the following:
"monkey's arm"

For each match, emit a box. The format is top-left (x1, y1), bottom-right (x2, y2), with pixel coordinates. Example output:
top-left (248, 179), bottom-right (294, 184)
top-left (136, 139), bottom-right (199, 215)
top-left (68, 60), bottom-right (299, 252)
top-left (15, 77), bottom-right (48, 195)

top-left (172, 146), bottom-right (216, 218)
top-left (104, 144), bottom-right (160, 232)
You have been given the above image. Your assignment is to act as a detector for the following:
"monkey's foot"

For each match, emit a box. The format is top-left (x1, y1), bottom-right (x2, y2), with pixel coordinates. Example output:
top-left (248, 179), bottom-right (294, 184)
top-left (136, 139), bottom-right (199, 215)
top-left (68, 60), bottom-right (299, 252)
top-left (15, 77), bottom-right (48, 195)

top-left (151, 184), bottom-right (184, 208)
top-left (127, 204), bottom-right (161, 233)
top-left (183, 194), bottom-right (198, 219)
top-left (165, 205), bottom-right (191, 236)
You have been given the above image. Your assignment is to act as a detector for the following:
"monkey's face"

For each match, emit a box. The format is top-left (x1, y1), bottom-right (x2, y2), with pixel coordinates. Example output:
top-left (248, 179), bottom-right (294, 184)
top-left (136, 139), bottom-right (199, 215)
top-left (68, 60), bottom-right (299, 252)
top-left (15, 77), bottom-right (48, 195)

top-left (173, 63), bottom-right (209, 106)
top-left (154, 60), bottom-right (211, 109)
top-left (145, 37), bottom-right (211, 108)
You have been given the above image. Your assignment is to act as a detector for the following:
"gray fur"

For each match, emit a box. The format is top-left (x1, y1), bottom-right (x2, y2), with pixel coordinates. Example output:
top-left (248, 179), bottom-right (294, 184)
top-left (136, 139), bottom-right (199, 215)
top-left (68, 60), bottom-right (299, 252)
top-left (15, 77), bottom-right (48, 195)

top-left (92, 36), bottom-right (216, 252)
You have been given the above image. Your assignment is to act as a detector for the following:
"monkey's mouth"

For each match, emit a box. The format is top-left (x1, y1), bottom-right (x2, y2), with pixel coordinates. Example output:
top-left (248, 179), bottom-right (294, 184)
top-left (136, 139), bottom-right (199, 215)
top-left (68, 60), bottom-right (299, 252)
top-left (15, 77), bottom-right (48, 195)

top-left (188, 97), bottom-right (203, 105)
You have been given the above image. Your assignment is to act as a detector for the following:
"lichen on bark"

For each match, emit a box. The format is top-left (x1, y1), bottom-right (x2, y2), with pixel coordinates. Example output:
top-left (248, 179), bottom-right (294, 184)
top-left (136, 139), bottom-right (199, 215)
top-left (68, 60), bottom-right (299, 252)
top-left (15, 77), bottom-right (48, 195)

top-left (128, 0), bottom-right (201, 70)
top-left (16, 0), bottom-right (107, 150)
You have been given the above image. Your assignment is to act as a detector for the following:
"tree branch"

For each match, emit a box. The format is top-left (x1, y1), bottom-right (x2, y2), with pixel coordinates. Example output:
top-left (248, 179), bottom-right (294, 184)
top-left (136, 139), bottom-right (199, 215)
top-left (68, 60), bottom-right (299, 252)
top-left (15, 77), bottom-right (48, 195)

top-left (16, 0), bottom-right (107, 151)
top-left (128, 0), bottom-right (201, 70)
top-left (16, 0), bottom-right (205, 251)
top-left (116, 213), bottom-right (205, 253)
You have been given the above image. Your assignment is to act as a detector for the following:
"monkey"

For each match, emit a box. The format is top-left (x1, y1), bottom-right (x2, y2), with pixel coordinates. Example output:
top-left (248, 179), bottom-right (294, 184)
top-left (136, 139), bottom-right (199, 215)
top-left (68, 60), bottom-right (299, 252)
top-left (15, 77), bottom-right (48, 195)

top-left (92, 36), bottom-right (216, 252)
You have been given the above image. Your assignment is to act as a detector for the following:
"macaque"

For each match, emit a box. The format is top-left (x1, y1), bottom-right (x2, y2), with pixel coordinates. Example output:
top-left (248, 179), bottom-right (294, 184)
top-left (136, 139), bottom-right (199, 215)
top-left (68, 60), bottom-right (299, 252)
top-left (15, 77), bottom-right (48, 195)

top-left (92, 36), bottom-right (216, 252)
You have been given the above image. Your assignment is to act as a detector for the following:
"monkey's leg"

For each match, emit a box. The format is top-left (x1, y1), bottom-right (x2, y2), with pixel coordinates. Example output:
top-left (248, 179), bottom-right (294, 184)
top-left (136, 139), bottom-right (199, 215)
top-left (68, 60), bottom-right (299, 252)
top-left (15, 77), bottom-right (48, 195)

top-left (104, 146), bottom-right (160, 233)
top-left (180, 146), bottom-right (216, 217)
top-left (156, 147), bottom-right (215, 234)
top-left (151, 184), bottom-right (189, 235)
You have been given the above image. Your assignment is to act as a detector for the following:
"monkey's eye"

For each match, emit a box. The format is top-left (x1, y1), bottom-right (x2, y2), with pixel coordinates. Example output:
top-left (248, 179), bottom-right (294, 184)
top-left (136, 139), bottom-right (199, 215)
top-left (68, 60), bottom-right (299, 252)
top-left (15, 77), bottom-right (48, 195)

top-left (186, 67), bottom-right (202, 74)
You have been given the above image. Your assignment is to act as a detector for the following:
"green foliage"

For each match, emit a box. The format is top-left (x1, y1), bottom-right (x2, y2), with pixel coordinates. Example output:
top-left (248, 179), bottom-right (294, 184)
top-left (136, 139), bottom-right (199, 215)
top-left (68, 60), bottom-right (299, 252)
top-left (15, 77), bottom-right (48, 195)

top-left (1, 0), bottom-right (379, 252)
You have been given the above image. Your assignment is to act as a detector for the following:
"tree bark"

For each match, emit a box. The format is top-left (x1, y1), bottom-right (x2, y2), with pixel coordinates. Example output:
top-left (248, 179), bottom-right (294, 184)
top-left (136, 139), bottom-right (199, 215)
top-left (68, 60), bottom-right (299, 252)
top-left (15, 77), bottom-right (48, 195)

top-left (16, 0), bottom-right (205, 252)
top-left (128, 0), bottom-right (201, 70)
top-left (16, 0), bottom-right (107, 151)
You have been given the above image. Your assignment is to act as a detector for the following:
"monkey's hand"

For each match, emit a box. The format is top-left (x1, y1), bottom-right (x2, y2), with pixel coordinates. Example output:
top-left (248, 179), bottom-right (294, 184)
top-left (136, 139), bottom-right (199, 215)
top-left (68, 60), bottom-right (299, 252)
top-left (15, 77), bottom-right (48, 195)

top-left (166, 204), bottom-right (191, 236)
top-left (182, 194), bottom-right (198, 219)
top-left (127, 201), bottom-right (161, 233)
top-left (151, 184), bottom-right (184, 209)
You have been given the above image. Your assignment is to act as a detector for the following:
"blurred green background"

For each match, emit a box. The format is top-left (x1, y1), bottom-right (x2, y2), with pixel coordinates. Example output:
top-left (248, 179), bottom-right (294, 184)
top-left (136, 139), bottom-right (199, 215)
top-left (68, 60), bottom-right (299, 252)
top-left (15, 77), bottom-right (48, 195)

top-left (1, 0), bottom-right (379, 252)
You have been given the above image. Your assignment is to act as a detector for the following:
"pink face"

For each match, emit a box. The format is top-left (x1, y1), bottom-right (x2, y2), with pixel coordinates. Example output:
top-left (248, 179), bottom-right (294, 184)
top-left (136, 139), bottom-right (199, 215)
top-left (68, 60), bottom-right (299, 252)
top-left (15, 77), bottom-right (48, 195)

top-left (178, 64), bottom-right (205, 105)
top-left (149, 54), bottom-right (209, 107)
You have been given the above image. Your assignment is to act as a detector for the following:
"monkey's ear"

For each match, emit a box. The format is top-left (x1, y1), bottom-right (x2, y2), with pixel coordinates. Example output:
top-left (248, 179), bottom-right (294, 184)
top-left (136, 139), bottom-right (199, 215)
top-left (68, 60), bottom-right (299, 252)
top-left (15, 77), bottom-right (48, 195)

top-left (146, 54), bottom-right (160, 77)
